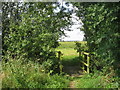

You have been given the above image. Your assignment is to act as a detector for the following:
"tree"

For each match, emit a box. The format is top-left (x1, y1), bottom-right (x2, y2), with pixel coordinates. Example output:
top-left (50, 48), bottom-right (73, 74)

top-left (74, 2), bottom-right (120, 76)
top-left (2, 2), bottom-right (72, 63)
top-left (2, 2), bottom-right (23, 55)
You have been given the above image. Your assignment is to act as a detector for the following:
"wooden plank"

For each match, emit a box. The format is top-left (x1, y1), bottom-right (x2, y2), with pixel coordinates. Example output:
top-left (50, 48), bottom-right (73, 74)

top-left (87, 56), bottom-right (90, 73)
top-left (83, 52), bottom-right (89, 55)
top-left (81, 61), bottom-right (89, 66)
top-left (80, 51), bottom-right (90, 74)
top-left (83, 70), bottom-right (87, 73)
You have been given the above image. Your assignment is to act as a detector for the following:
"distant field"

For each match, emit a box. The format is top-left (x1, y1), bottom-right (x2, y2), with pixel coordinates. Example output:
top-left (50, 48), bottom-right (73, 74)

top-left (56, 41), bottom-right (87, 55)
top-left (57, 41), bottom-right (87, 49)
top-left (56, 41), bottom-right (87, 66)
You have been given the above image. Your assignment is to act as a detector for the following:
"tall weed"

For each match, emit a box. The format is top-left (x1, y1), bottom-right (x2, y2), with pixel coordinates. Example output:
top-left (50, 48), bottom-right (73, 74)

top-left (75, 73), bottom-right (119, 88)
top-left (2, 58), bottom-right (69, 88)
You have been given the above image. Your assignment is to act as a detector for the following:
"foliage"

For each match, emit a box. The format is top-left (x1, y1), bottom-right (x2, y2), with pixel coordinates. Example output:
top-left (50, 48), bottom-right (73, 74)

top-left (2, 2), bottom-right (120, 88)
top-left (2, 2), bottom-right (23, 53)
top-left (41, 58), bottom-right (60, 73)
top-left (74, 41), bottom-right (88, 52)
top-left (74, 3), bottom-right (120, 77)
top-left (2, 58), bottom-right (69, 88)
top-left (2, 2), bottom-right (72, 64)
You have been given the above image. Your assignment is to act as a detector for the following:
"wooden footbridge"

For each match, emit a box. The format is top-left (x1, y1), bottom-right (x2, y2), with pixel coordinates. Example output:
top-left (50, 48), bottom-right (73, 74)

top-left (56, 50), bottom-right (91, 74)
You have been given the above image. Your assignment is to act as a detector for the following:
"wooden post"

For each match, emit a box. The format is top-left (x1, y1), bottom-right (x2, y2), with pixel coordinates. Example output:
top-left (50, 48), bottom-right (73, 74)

top-left (81, 52), bottom-right (90, 74)
top-left (58, 51), bottom-right (61, 61)
top-left (87, 55), bottom-right (90, 73)
top-left (80, 51), bottom-right (90, 74)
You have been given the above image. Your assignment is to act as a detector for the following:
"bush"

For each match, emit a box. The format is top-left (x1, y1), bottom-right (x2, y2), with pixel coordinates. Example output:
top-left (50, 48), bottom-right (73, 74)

top-left (41, 58), bottom-right (59, 73)
top-left (2, 58), bottom-right (69, 88)
top-left (74, 41), bottom-right (88, 53)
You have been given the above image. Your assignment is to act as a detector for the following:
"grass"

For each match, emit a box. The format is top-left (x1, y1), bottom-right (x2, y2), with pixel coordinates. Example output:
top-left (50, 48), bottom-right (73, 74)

top-left (56, 48), bottom-right (78, 57)
top-left (57, 41), bottom-right (86, 58)
top-left (74, 75), bottom-right (103, 88)
top-left (57, 41), bottom-right (86, 49)
top-left (56, 41), bottom-right (85, 66)
top-left (2, 58), bottom-right (70, 88)
top-left (56, 41), bottom-right (79, 57)
top-left (73, 73), bottom-right (119, 88)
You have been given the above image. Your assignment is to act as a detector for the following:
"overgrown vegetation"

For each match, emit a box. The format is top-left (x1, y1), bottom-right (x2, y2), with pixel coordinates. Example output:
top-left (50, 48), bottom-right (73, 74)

top-left (75, 73), bottom-right (119, 88)
top-left (1, 2), bottom-right (120, 88)
top-left (74, 2), bottom-right (120, 84)
top-left (2, 58), bottom-right (69, 88)
top-left (57, 41), bottom-right (119, 88)
top-left (2, 2), bottom-right (72, 63)
top-left (2, 2), bottom-right (72, 88)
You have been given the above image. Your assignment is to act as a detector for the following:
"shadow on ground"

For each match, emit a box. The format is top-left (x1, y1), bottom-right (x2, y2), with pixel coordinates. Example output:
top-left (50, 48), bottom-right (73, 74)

top-left (62, 56), bottom-right (83, 77)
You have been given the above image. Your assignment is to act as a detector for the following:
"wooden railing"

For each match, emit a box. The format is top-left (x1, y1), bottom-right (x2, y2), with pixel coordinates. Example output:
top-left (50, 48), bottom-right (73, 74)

top-left (79, 51), bottom-right (90, 74)
top-left (56, 50), bottom-right (90, 74)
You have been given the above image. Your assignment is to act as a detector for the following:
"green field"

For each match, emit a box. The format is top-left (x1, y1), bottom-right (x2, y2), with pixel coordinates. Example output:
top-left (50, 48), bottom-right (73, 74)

top-left (57, 41), bottom-right (86, 49)
top-left (56, 41), bottom-right (86, 57)
top-left (56, 41), bottom-right (86, 66)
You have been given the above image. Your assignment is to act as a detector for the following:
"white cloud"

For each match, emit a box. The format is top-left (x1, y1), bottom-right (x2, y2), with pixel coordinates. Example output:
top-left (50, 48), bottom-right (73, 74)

top-left (61, 12), bottom-right (84, 41)
top-left (62, 27), bottom-right (84, 41)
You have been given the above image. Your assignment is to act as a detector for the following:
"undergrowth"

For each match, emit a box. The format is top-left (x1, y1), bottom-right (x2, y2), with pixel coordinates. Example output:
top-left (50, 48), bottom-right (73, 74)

top-left (1, 41), bottom-right (119, 88)
top-left (75, 73), bottom-right (119, 88)
top-left (1, 58), bottom-right (69, 88)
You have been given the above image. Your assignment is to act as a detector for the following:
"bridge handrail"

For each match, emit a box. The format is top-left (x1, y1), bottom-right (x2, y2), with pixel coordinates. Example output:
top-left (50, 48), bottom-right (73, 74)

top-left (79, 51), bottom-right (90, 74)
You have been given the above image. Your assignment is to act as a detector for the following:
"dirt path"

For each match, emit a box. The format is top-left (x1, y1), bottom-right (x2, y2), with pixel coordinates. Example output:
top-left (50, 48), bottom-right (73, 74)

top-left (63, 65), bottom-right (83, 88)
top-left (63, 66), bottom-right (83, 77)
top-left (69, 81), bottom-right (75, 88)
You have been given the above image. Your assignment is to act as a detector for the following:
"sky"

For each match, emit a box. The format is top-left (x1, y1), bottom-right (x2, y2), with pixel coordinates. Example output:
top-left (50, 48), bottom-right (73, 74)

top-left (61, 13), bottom-right (84, 41)
top-left (57, 1), bottom-right (85, 41)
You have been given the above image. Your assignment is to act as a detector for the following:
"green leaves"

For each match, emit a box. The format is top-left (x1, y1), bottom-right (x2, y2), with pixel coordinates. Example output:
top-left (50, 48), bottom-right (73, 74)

top-left (74, 2), bottom-right (120, 76)
top-left (2, 2), bottom-right (72, 66)
top-left (74, 41), bottom-right (88, 52)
